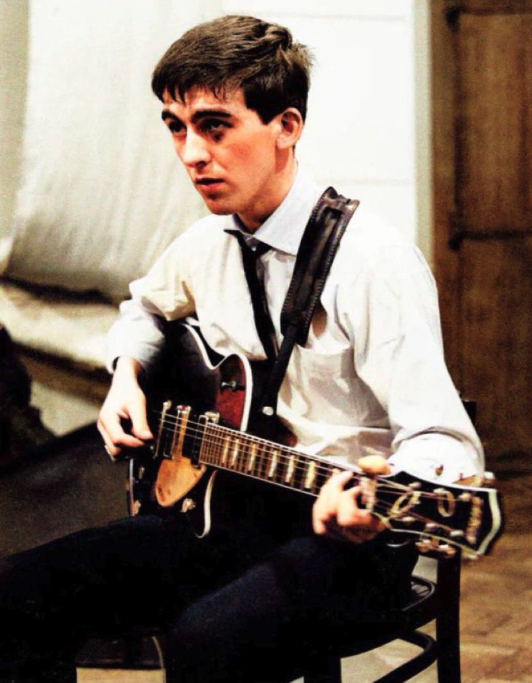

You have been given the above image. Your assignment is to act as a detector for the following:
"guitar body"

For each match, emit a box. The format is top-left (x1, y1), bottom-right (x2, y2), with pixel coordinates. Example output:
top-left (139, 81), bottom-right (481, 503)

top-left (128, 321), bottom-right (298, 537)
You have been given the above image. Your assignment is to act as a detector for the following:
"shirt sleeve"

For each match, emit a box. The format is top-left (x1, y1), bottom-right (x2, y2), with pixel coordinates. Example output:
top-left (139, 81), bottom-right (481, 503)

top-left (106, 236), bottom-right (196, 375)
top-left (346, 244), bottom-right (484, 484)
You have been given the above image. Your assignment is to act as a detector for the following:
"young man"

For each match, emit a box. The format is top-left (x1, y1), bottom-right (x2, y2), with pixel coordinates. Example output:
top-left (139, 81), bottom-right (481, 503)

top-left (0, 15), bottom-right (483, 683)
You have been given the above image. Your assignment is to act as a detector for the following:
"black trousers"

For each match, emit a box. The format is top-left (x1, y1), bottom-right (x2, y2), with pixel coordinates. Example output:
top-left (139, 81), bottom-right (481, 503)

top-left (0, 473), bottom-right (418, 683)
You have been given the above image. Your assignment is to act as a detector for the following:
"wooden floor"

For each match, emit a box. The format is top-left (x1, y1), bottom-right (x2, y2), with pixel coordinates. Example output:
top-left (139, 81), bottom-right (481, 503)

top-left (78, 464), bottom-right (532, 683)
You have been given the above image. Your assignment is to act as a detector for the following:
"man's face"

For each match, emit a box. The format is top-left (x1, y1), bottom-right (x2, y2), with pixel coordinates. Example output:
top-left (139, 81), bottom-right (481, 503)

top-left (161, 88), bottom-right (291, 230)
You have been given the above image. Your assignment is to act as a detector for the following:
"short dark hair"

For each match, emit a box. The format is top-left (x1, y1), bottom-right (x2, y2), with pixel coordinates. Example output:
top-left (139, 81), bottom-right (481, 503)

top-left (151, 15), bottom-right (313, 123)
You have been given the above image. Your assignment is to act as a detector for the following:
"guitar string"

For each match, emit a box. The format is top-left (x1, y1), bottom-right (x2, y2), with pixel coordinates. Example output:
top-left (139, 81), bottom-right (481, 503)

top-left (154, 413), bottom-right (449, 500)
top-left (151, 412), bottom-right (463, 503)
top-left (154, 412), bottom-right (408, 493)
top-left (140, 414), bottom-right (475, 548)
top-left (148, 434), bottom-right (470, 547)
top-left (155, 428), bottom-right (451, 509)
top-left (194, 431), bottom-right (467, 539)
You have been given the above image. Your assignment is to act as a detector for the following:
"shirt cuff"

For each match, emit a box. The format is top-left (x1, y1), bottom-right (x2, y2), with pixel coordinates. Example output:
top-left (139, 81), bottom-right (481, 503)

top-left (387, 432), bottom-right (484, 484)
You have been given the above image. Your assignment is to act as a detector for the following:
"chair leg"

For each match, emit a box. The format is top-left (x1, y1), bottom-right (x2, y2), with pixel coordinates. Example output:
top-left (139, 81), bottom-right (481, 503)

top-left (436, 622), bottom-right (461, 683)
top-left (303, 655), bottom-right (342, 683)
top-left (371, 632), bottom-right (437, 683)
top-left (436, 554), bottom-right (462, 683)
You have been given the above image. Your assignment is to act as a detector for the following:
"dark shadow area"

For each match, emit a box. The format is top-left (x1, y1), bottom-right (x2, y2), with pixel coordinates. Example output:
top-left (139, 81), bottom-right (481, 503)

top-left (0, 424), bottom-right (127, 558)
top-left (0, 424), bottom-right (161, 668)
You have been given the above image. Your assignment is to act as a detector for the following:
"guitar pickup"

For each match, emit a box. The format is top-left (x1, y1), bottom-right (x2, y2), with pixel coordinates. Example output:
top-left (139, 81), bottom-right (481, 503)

top-left (189, 411), bottom-right (220, 466)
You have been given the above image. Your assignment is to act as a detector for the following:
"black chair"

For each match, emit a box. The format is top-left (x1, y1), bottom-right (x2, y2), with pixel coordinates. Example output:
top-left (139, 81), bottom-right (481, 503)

top-left (301, 548), bottom-right (462, 683)
top-left (76, 547), bottom-right (462, 683)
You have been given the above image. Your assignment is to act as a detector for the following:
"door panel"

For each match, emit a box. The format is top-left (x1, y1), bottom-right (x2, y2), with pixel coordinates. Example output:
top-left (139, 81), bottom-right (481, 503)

top-left (458, 14), bottom-right (532, 233)
top-left (461, 239), bottom-right (532, 455)
top-left (432, 0), bottom-right (532, 460)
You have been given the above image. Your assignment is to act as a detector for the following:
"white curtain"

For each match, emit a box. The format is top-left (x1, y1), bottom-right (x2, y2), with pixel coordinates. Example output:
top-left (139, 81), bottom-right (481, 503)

top-left (5, 0), bottom-right (222, 302)
top-left (0, 0), bottom-right (28, 272)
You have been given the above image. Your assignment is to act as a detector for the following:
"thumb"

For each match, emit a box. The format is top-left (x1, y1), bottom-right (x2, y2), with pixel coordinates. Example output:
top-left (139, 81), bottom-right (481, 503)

top-left (128, 395), bottom-right (153, 441)
top-left (358, 455), bottom-right (390, 476)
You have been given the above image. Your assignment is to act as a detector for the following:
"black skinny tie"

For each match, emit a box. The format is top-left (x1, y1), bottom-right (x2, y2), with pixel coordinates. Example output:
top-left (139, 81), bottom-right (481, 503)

top-left (232, 233), bottom-right (278, 363)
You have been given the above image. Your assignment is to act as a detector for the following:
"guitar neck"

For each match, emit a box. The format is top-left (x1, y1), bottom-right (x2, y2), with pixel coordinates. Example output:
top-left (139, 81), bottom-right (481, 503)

top-left (198, 421), bottom-right (339, 497)
top-left (194, 420), bottom-right (503, 557)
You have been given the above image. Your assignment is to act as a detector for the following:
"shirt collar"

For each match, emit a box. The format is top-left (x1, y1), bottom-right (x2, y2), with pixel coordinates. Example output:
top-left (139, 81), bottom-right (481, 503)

top-left (224, 165), bottom-right (322, 256)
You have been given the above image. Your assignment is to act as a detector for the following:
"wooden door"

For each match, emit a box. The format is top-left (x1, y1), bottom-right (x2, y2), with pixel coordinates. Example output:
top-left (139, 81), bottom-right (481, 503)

top-left (432, 0), bottom-right (532, 460)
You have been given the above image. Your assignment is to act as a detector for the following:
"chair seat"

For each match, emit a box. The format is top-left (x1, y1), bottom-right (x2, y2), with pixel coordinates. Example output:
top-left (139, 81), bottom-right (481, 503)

top-left (314, 575), bottom-right (437, 661)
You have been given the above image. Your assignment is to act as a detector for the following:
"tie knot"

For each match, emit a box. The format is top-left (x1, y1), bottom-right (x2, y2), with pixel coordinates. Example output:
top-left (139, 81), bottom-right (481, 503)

top-left (230, 231), bottom-right (271, 258)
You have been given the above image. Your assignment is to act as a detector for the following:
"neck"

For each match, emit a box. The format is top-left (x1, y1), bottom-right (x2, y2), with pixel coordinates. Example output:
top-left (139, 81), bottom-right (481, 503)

top-left (237, 154), bottom-right (297, 232)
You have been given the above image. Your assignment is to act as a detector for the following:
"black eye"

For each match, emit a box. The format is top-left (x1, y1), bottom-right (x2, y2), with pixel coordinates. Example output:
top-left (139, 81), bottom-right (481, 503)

top-left (166, 120), bottom-right (185, 137)
top-left (202, 119), bottom-right (229, 135)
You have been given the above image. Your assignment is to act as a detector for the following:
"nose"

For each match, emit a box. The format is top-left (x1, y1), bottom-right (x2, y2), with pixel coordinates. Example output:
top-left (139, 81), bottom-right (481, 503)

top-left (179, 130), bottom-right (210, 168)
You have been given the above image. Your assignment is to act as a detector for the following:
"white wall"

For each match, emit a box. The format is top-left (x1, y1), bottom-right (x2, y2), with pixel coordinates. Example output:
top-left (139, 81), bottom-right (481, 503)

top-left (223, 0), bottom-right (432, 253)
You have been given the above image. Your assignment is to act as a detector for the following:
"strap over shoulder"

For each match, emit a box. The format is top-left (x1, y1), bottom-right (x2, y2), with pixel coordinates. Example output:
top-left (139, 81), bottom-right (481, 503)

top-left (260, 187), bottom-right (359, 417)
top-left (280, 186), bottom-right (359, 345)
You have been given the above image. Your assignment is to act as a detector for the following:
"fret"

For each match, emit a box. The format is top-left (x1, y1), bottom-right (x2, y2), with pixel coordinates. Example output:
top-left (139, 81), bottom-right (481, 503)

top-left (293, 455), bottom-right (308, 491)
top-left (221, 434), bottom-right (231, 466)
top-left (268, 450), bottom-right (279, 479)
top-left (232, 434), bottom-right (246, 473)
top-left (285, 454), bottom-right (297, 485)
top-left (259, 444), bottom-right (270, 481)
top-left (304, 460), bottom-right (317, 490)
top-left (230, 438), bottom-right (241, 468)
top-left (277, 448), bottom-right (290, 484)
top-left (315, 463), bottom-right (333, 491)
top-left (247, 442), bottom-right (258, 473)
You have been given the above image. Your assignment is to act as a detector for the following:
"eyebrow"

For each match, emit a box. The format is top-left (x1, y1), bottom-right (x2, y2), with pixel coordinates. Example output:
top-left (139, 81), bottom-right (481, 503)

top-left (161, 108), bottom-right (233, 124)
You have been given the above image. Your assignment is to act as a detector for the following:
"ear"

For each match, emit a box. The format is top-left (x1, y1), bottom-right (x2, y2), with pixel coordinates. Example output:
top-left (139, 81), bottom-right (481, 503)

top-left (275, 108), bottom-right (304, 150)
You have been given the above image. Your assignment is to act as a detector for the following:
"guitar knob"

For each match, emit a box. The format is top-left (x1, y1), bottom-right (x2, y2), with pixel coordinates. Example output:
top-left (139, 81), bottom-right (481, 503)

top-left (399, 516), bottom-right (416, 525)
top-left (181, 498), bottom-right (196, 513)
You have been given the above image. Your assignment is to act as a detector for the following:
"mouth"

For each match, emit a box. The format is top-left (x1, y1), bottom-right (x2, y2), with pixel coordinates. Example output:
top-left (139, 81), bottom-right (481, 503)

top-left (195, 178), bottom-right (224, 188)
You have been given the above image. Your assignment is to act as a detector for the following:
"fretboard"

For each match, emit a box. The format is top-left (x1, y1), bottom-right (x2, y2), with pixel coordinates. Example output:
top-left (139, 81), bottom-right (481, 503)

top-left (198, 422), bottom-right (343, 496)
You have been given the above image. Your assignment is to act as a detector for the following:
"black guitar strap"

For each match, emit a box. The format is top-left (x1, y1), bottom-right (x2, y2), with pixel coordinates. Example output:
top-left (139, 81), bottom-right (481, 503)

top-left (256, 186), bottom-right (359, 418)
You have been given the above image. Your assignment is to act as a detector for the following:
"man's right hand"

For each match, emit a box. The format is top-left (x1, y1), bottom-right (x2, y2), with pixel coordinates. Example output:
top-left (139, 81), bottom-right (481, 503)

top-left (97, 356), bottom-right (153, 459)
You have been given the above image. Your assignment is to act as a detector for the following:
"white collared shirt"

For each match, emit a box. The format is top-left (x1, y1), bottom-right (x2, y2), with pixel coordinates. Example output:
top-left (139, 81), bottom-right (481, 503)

top-left (108, 167), bottom-right (484, 483)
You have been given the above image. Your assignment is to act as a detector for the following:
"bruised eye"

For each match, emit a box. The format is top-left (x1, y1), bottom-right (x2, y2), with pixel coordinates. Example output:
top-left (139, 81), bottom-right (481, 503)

top-left (163, 116), bottom-right (231, 141)
top-left (200, 118), bottom-right (231, 138)
top-left (167, 120), bottom-right (185, 138)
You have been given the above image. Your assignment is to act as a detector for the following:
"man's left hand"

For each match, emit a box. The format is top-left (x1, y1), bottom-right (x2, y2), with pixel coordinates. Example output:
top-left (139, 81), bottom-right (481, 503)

top-left (312, 455), bottom-right (390, 544)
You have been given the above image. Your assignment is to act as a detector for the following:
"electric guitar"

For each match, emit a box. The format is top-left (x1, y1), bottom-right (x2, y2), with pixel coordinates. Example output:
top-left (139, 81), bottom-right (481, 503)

top-left (126, 322), bottom-right (503, 558)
